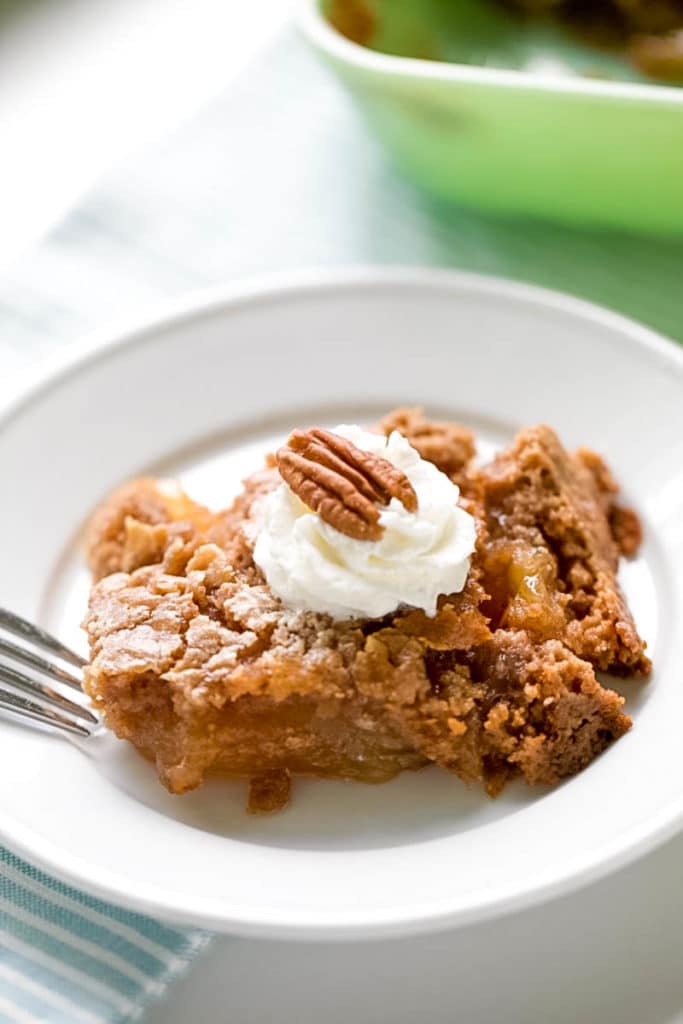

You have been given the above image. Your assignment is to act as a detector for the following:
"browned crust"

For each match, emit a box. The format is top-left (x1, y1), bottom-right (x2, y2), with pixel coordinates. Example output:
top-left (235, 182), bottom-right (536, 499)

top-left (475, 426), bottom-right (650, 675)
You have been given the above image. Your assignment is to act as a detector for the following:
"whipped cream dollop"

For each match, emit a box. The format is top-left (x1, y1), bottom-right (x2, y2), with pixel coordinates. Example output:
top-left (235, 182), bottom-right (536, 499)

top-left (253, 425), bottom-right (477, 621)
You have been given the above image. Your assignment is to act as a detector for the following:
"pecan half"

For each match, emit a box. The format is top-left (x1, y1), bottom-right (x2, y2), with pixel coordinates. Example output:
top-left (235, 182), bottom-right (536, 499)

top-left (276, 428), bottom-right (418, 541)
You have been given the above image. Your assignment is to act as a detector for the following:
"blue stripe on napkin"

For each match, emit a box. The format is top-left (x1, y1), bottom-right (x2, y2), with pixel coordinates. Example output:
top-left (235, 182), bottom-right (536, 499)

top-left (0, 848), bottom-right (210, 1023)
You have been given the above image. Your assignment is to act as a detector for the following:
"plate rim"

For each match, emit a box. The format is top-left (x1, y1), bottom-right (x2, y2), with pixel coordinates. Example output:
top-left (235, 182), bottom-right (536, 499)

top-left (3, 265), bottom-right (682, 437)
top-left (1, 265), bottom-right (682, 938)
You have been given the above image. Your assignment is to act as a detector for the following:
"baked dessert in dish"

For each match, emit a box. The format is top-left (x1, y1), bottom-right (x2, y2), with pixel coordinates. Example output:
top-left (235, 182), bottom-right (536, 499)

top-left (328, 0), bottom-right (683, 82)
top-left (500, 0), bottom-right (683, 80)
top-left (83, 409), bottom-right (649, 813)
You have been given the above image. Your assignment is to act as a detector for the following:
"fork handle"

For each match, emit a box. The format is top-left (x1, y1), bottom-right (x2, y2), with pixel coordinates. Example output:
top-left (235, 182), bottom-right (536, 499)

top-left (0, 608), bottom-right (86, 669)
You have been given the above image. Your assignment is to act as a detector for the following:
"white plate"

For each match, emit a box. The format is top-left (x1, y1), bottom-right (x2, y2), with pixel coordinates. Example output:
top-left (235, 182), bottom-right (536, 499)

top-left (0, 268), bottom-right (681, 939)
top-left (147, 834), bottom-right (683, 1024)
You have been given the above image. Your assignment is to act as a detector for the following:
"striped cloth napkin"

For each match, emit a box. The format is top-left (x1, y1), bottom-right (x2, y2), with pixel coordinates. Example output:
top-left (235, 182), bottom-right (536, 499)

top-left (0, 849), bottom-right (209, 1024)
top-left (1, 24), bottom-right (682, 1024)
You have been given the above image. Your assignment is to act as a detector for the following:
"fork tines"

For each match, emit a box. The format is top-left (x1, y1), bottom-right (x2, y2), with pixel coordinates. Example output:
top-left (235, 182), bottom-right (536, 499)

top-left (0, 608), bottom-right (96, 738)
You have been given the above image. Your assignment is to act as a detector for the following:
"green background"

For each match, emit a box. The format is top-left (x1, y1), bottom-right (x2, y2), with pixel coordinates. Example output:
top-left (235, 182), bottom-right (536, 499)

top-left (1, 26), bottom-right (681, 369)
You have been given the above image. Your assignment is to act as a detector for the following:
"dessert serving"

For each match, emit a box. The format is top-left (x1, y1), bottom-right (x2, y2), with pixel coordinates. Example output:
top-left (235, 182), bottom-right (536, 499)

top-left (83, 409), bottom-right (650, 814)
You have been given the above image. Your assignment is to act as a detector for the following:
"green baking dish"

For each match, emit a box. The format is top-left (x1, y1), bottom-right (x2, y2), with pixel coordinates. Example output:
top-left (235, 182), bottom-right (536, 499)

top-left (299, 0), bottom-right (683, 234)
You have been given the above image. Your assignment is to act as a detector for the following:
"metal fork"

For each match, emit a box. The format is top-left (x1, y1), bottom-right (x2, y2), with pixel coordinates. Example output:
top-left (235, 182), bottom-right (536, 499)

top-left (0, 608), bottom-right (99, 740)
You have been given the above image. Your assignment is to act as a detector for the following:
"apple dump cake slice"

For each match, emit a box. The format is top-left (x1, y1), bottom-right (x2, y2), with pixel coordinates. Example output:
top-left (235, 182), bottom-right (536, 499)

top-left (83, 411), bottom-right (648, 812)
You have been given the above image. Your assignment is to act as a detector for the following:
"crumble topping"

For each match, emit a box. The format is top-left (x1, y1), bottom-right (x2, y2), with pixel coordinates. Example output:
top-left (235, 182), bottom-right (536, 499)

top-left (82, 409), bottom-right (649, 812)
